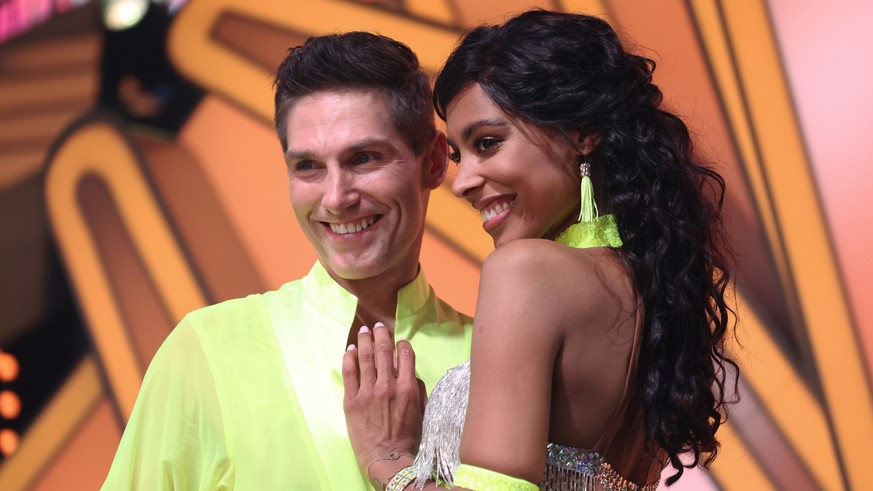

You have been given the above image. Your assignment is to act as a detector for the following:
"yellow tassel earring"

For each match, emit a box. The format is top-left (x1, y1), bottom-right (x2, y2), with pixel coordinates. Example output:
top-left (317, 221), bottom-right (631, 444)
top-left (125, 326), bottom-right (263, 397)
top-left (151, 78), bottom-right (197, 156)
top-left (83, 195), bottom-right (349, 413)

top-left (577, 146), bottom-right (598, 223)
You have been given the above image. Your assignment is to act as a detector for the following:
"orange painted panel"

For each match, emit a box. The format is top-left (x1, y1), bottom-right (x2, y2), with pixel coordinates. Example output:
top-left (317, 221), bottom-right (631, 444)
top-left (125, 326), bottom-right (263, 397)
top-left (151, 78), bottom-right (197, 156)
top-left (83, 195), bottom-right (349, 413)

top-left (30, 397), bottom-right (120, 491)
top-left (420, 231), bottom-right (481, 317)
top-left (769, 0), bottom-right (873, 383)
top-left (454, 0), bottom-right (554, 26)
top-left (177, 95), bottom-right (315, 290)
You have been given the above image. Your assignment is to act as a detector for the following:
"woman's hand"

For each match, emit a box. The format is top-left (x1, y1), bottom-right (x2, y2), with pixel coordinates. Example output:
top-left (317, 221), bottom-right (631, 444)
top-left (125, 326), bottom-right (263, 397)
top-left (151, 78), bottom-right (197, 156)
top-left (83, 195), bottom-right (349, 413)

top-left (342, 323), bottom-right (426, 484)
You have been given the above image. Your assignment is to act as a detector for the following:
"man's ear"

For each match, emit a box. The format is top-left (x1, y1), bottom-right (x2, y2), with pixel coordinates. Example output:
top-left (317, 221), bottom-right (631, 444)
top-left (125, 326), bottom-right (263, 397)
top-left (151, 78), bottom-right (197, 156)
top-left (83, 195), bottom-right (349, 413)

top-left (422, 131), bottom-right (448, 190)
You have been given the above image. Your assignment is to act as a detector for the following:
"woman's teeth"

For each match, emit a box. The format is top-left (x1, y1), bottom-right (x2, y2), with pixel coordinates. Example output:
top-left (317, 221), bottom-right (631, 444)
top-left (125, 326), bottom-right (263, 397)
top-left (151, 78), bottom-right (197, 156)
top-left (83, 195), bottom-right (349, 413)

top-left (481, 202), bottom-right (510, 222)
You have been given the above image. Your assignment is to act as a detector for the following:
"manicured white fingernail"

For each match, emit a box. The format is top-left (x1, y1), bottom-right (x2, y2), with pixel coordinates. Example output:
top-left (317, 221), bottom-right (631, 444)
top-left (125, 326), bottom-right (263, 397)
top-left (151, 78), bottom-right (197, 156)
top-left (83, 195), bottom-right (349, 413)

top-left (359, 325), bottom-right (370, 334)
top-left (374, 322), bottom-right (385, 329)
top-left (347, 344), bottom-right (356, 351)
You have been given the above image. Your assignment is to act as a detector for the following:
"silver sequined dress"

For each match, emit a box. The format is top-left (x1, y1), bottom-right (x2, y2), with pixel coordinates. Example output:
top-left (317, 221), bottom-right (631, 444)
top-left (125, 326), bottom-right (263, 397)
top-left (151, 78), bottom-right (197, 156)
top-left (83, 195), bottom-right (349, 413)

top-left (412, 360), bottom-right (658, 491)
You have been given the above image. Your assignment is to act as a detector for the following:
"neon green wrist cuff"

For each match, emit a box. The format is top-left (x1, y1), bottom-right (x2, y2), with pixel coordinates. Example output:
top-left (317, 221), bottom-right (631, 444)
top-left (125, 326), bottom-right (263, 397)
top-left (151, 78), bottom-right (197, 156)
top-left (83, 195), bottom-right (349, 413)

top-left (453, 464), bottom-right (538, 491)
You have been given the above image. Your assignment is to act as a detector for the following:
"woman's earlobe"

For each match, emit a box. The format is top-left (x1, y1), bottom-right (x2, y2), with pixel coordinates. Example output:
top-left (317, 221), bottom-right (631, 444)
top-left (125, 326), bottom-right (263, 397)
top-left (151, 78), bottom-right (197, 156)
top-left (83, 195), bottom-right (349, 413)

top-left (579, 132), bottom-right (602, 151)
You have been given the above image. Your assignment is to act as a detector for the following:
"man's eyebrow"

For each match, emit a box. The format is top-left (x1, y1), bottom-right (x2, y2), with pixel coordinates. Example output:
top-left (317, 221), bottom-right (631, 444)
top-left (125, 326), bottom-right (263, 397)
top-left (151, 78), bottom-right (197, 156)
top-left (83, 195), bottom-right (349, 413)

top-left (343, 137), bottom-right (398, 155)
top-left (462, 118), bottom-right (509, 141)
top-left (284, 137), bottom-right (398, 162)
top-left (285, 149), bottom-right (315, 161)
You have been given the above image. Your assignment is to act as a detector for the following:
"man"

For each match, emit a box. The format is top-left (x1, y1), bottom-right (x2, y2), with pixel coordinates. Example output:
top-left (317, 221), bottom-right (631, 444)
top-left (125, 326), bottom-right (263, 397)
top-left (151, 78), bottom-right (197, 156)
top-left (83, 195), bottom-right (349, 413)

top-left (102, 32), bottom-right (473, 490)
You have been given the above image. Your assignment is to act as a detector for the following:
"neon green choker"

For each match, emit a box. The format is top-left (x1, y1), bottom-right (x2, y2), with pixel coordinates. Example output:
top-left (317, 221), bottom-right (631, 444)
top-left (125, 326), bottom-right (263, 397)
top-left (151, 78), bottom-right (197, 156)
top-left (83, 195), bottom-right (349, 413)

top-left (554, 214), bottom-right (623, 249)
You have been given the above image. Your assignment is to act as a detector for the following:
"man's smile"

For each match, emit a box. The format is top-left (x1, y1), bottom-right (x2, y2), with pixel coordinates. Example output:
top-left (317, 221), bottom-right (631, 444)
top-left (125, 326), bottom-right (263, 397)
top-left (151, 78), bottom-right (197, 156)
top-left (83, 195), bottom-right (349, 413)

top-left (323, 215), bottom-right (382, 235)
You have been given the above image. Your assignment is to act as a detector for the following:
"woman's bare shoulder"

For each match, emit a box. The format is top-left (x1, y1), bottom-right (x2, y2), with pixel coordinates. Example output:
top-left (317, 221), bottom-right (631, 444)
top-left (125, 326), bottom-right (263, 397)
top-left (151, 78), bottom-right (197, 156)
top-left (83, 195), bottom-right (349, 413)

top-left (478, 239), bottom-right (633, 333)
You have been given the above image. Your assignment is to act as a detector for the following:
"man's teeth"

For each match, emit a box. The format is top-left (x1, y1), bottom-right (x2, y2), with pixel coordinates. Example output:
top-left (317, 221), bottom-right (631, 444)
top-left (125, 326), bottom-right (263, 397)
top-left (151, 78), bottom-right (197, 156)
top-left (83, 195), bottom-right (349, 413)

top-left (330, 217), bottom-right (376, 235)
top-left (481, 202), bottom-right (510, 222)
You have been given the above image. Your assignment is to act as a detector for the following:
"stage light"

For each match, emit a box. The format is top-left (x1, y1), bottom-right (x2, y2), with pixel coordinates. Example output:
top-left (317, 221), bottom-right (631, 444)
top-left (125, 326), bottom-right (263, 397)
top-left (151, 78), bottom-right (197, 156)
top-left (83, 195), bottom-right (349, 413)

top-left (103, 0), bottom-right (149, 31)
top-left (0, 429), bottom-right (18, 456)
top-left (0, 351), bottom-right (18, 383)
top-left (0, 391), bottom-right (20, 420)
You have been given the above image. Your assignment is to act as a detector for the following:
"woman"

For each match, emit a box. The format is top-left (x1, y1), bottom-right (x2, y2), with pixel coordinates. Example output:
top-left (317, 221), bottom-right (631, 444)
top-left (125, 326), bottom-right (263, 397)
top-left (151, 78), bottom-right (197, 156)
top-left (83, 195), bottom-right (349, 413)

top-left (342, 10), bottom-right (735, 491)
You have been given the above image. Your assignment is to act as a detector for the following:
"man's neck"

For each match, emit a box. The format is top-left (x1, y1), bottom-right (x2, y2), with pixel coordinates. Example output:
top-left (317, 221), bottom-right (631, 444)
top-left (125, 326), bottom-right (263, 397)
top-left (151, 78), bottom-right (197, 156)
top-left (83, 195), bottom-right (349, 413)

top-left (329, 266), bottom-right (420, 345)
top-left (342, 281), bottom-right (398, 349)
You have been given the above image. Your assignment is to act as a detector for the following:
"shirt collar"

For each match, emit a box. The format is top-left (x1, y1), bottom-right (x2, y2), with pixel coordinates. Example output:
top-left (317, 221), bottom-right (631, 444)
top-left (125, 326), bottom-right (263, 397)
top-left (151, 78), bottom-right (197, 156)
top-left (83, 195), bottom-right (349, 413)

top-left (396, 265), bottom-right (431, 320)
top-left (302, 261), bottom-right (432, 329)
top-left (302, 261), bottom-right (358, 326)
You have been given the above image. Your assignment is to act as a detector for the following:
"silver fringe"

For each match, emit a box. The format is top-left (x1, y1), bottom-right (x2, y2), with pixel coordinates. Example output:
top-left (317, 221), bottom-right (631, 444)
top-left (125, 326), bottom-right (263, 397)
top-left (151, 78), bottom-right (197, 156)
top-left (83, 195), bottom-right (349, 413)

top-left (542, 444), bottom-right (658, 491)
top-left (412, 359), bottom-right (471, 488)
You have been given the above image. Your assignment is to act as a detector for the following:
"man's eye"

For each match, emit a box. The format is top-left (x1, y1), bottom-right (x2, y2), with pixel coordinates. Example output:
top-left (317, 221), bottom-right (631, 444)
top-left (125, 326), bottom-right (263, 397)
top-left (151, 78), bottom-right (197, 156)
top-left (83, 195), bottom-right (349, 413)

top-left (355, 153), bottom-right (371, 164)
top-left (296, 160), bottom-right (314, 171)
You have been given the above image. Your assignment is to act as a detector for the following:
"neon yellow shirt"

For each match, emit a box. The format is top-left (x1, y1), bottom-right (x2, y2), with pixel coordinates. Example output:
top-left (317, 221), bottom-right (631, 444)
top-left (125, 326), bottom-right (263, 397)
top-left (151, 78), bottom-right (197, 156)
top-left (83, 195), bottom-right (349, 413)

top-left (102, 262), bottom-right (473, 490)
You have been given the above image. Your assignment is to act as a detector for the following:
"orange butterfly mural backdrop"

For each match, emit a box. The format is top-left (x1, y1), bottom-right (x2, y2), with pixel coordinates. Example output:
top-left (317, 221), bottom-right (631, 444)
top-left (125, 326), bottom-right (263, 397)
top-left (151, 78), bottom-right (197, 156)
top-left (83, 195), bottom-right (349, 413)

top-left (0, 0), bottom-right (871, 489)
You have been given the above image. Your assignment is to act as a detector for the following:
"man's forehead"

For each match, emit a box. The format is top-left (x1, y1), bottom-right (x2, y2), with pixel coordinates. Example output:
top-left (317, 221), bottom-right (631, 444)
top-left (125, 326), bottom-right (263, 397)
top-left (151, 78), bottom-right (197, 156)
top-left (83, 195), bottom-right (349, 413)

top-left (286, 88), bottom-right (388, 124)
top-left (284, 89), bottom-right (408, 156)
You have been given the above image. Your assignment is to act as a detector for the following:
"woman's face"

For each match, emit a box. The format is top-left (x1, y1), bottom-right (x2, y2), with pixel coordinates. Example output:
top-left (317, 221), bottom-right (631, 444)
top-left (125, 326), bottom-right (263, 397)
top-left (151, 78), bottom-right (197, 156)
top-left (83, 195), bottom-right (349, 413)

top-left (445, 84), bottom-right (581, 248)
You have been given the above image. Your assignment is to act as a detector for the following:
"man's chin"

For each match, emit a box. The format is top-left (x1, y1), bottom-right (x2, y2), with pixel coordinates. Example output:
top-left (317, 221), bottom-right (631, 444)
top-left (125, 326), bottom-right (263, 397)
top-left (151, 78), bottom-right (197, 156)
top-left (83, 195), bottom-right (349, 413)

top-left (320, 256), bottom-right (383, 281)
top-left (333, 268), bottom-right (379, 281)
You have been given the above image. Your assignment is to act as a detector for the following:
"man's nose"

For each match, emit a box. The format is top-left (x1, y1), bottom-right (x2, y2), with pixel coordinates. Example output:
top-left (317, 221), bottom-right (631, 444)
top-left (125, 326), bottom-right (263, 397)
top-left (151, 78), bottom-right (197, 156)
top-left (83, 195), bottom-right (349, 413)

top-left (322, 167), bottom-right (359, 214)
top-left (450, 160), bottom-right (486, 200)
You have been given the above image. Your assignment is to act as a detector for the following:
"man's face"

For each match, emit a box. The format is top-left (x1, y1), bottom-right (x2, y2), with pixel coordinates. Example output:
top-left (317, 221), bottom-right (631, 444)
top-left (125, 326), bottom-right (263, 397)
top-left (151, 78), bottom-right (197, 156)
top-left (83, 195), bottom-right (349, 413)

top-left (284, 89), bottom-right (444, 284)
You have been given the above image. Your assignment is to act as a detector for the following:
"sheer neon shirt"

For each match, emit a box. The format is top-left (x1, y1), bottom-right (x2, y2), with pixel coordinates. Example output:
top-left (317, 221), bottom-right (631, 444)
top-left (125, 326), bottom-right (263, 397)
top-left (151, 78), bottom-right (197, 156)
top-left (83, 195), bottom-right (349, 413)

top-left (101, 262), bottom-right (473, 490)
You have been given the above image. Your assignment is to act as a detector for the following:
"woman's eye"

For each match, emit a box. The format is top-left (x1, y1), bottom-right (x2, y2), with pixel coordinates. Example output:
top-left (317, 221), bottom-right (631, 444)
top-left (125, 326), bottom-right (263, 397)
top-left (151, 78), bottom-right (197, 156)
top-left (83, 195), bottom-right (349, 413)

top-left (475, 137), bottom-right (501, 152)
top-left (448, 148), bottom-right (460, 163)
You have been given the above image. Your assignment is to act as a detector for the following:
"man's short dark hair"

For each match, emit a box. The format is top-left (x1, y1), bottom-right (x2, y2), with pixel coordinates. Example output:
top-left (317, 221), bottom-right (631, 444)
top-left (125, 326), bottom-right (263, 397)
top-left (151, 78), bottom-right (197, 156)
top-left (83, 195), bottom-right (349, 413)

top-left (274, 32), bottom-right (435, 155)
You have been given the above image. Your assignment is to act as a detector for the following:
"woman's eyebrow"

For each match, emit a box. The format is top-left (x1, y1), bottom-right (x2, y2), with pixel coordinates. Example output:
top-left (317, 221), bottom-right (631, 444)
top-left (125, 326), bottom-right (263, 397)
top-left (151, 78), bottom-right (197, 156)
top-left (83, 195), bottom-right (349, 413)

top-left (461, 118), bottom-right (509, 141)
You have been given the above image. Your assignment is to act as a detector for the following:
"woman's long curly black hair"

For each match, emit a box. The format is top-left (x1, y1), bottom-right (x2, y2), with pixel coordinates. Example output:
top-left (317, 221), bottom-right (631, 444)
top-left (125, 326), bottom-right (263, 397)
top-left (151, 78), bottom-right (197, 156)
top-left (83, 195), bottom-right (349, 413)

top-left (434, 10), bottom-right (737, 485)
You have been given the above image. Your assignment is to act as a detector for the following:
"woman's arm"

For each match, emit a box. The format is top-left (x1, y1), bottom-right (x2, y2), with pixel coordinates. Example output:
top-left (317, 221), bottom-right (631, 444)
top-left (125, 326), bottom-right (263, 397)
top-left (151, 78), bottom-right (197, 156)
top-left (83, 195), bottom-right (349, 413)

top-left (458, 240), bottom-right (567, 483)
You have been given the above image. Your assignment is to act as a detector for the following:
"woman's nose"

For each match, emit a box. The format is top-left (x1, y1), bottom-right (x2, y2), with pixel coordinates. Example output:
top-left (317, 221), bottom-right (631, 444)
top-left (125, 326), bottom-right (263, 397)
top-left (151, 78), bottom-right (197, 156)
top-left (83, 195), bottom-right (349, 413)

top-left (450, 160), bottom-right (485, 199)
